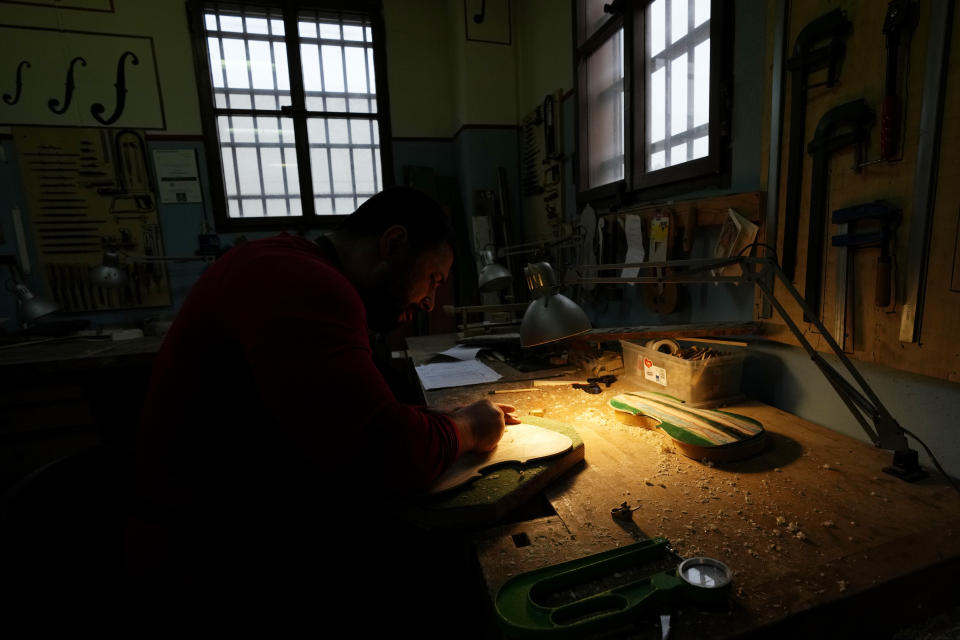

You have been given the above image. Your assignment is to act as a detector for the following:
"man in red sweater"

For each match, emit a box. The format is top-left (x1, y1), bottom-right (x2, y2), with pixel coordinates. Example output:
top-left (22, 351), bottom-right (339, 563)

top-left (127, 187), bottom-right (517, 626)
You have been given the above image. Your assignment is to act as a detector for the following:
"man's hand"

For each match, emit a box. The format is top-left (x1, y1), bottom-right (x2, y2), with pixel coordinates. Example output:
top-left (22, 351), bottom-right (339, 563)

top-left (449, 400), bottom-right (521, 456)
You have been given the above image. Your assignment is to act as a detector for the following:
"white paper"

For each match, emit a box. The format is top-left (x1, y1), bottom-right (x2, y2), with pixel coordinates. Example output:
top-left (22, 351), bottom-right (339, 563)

top-left (621, 214), bottom-right (646, 281)
top-left (438, 345), bottom-right (483, 360)
top-left (153, 150), bottom-right (203, 204)
top-left (415, 359), bottom-right (502, 390)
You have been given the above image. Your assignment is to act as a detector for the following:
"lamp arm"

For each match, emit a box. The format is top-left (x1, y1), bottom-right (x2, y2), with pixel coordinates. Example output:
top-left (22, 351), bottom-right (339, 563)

top-left (493, 227), bottom-right (588, 258)
top-left (566, 255), bottom-right (911, 453)
top-left (752, 258), bottom-right (909, 452)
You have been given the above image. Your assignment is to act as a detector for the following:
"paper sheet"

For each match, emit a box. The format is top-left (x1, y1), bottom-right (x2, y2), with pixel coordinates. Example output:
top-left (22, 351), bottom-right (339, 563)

top-left (438, 345), bottom-right (483, 360)
top-left (415, 359), bottom-right (502, 390)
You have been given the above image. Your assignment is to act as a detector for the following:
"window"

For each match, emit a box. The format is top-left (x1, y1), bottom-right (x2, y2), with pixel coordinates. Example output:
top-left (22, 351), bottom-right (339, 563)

top-left (189, 1), bottom-right (392, 230)
top-left (575, 0), bottom-right (726, 203)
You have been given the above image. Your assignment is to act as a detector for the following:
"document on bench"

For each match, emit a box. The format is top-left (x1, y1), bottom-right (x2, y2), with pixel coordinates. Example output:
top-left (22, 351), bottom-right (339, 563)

top-left (437, 344), bottom-right (484, 361)
top-left (415, 359), bottom-right (502, 390)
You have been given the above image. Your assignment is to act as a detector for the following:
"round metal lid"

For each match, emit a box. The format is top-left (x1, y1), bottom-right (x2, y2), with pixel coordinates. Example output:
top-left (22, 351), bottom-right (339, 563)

top-left (677, 557), bottom-right (732, 589)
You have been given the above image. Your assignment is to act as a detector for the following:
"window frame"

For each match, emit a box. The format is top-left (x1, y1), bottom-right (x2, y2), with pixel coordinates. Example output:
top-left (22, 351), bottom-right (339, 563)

top-left (187, 0), bottom-right (395, 232)
top-left (574, 0), bottom-right (729, 207)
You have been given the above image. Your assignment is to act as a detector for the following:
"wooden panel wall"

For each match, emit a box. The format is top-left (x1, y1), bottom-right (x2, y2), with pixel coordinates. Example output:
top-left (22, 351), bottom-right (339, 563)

top-left (761, 0), bottom-right (960, 382)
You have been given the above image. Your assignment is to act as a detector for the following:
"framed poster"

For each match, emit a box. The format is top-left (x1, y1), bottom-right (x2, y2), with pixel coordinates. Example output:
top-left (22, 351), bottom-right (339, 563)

top-left (0, 25), bottom-right (165, 129)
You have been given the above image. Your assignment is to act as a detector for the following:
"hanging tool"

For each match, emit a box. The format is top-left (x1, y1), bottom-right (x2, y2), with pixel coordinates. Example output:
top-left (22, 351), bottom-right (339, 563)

top-left (804, 99), bottom-right (874, 321)
top-left (900, 0), bottom-right (954, 343)
top-left (880, 0), bottom-right (918, 160)
top-left (782, 9), bottom-right (852, 280)
top-left (831, 201), bottom-right (900, 351)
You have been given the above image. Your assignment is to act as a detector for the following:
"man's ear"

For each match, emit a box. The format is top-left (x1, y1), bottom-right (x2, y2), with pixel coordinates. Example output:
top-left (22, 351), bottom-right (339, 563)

top-left (378, 225), bottom-right (409, 259)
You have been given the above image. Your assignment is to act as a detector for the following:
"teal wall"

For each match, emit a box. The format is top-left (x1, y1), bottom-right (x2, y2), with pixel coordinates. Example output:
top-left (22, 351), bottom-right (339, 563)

top-left (743, 341), bottom-right (960, 477)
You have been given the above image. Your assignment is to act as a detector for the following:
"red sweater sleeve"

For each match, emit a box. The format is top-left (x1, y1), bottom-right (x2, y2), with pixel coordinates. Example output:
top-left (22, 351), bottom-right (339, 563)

top-left (222, 247), bottom-right (459, 493)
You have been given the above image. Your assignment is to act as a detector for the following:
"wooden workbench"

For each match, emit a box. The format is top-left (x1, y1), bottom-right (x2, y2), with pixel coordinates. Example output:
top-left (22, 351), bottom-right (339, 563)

top-left (0, 335), bottom-right (162, 488)
top-left (411, 335), bottom-right (960, 638)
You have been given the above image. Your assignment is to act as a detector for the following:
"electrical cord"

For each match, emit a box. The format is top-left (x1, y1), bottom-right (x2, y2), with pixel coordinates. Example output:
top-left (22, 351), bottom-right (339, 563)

top-left (900, 425), bottom-right (960, 497)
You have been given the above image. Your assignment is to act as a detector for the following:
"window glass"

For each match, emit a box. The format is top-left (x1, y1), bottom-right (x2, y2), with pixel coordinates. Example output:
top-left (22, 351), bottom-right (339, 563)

top-left (201, 5), bottom-right (384, 219)
top-left (645, 0), bottom-right (710, 172)
top-left (583, 28), bottom-right (625, 188)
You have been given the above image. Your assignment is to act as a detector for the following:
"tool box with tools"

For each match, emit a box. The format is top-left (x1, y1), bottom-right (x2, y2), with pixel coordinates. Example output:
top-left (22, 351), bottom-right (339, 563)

top-left (620, 339), bottom-right (745, 408)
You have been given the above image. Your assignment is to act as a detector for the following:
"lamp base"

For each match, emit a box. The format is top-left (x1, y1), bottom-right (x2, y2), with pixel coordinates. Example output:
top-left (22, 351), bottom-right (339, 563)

top-left (882, 448), bottom-right (928, 482)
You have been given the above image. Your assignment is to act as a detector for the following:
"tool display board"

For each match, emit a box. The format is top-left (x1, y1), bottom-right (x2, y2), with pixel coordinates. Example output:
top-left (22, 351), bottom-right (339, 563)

top-left (762, 1), bottom-right (960, 382)
top-left (13, 126), bottom-right (171, 312)
top-left (519, 90), bottom-right (565, 243)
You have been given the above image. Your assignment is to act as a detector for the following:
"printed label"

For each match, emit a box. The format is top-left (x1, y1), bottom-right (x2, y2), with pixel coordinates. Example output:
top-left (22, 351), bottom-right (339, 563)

top-left (644, 360), bottom-right (668, 386)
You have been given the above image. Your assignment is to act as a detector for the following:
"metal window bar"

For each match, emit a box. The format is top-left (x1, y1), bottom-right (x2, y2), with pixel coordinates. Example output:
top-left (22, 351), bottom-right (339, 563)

top-left (206, 4), bottom-right (381, 219)
top-left (306, 13), bottom-right (337, 211)
top-left (267, 25), bottom-right (291, 215)
top-left (241, 12), bottom-right (268, 218)
top-left (363, 33), bottom-right (377, 193)
top-left (338, 21), bottom-right (359, 211)
top-left (648, 123), bottom-right (708, 153)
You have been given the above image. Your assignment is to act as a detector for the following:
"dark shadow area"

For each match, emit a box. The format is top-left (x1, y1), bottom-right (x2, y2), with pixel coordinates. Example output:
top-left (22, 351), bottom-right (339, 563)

top-left (736, 555), bottom-right (960, 640)
top-left (741, 350), bottom-right (786, 405)
top-left (611, 514), bottom-right (651, 541)
top-left (712, 430), bottom-right (804, 475)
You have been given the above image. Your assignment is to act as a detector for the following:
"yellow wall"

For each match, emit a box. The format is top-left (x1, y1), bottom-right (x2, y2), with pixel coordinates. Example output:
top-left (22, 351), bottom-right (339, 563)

top-left (383, 0), bottom-right (458, 138)
top-left (0, 0), bottom-right (202, 134)
top-left (0, 0), bottom-right (541, 138)
top-left (513, 0), bottom-right (573, 120)
top-left (450, 0), bottom-right (517, 128)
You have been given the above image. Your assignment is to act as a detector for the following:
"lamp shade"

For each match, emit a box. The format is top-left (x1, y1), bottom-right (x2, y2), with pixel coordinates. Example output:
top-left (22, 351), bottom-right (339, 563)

top-left (520, 293), bottom-right (592, 347)
top-left (519, 262), bottom-right (591, 346)
top-left (14, 283), bottom-right (59, 327)
top-left (477, 248), bottom-right (512, 292)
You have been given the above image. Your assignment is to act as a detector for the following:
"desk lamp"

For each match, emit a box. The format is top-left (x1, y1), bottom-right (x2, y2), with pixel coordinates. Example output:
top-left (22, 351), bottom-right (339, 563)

top-left (2, 255), bottom-right (59, 329)
top-left (520, 261), bottom-right (591, 347)
top-left (477, 228), bottom-right (588, 294)
top-left (478, 248), bottom-right (513, 293)
top-left (519, 252), bottom-right (928, 481)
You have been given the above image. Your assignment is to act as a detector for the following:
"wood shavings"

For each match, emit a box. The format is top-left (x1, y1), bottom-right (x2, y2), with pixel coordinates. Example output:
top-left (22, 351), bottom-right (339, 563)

top-left (786, 522), bottom-right (799, 533)
top-left (837, 580), bottom-right (848, 593)
top-left (795, 531), bottom-right (807, 541)
top-left (821, 520), bottom-right (836, 528)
